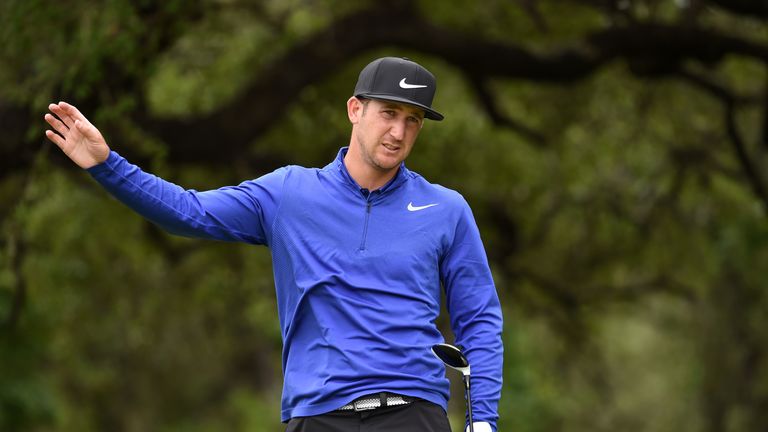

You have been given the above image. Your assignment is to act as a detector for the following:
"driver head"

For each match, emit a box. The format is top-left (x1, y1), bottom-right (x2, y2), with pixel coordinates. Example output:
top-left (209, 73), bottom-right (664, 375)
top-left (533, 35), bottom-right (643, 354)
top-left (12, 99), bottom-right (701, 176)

top-left (431, 343), bottom-right (470, 376)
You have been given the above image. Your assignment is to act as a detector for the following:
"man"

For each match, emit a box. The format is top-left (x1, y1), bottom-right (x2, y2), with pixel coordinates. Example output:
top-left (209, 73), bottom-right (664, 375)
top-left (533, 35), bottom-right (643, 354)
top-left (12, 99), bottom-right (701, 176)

top-left (44, 57), bottom-right (503, 432)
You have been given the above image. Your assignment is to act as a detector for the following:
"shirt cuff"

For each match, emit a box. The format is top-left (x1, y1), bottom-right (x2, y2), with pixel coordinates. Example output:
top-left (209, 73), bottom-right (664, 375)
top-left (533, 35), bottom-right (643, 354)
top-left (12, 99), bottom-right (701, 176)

top-left (86, 151), bottom-right (120, 176)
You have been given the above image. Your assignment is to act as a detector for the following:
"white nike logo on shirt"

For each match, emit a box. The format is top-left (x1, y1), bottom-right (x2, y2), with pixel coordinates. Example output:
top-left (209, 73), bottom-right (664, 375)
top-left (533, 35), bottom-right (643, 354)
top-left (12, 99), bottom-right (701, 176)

top-left (407, 202), bottom-right (439, 211)
top-left (399, 78), bottom-right (428, 89)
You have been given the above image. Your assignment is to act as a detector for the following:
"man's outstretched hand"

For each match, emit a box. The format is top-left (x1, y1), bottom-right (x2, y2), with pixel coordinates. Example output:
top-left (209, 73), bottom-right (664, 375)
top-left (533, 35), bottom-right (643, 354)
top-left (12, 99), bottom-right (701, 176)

top-left (44, 102), bottom-right (110, 169)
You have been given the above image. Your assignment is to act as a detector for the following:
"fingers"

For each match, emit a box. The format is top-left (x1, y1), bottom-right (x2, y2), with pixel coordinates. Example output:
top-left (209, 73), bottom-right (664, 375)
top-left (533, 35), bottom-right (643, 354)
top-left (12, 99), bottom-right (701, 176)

top-left (59, 101), bottom-right (91, 127)
top-left (48, 103), bottom-right (75, 129)
top-left (74, 119), bottom-right (102, 142)
top-left (44, 129), bottom-right (67, 149)
top-left (44, 113), bottom-right (71, 137)
top-left (48, 101), bottom-right (93, 130)
top-left (74, 119), bottom-right (94, 140)
top-left (45, 100), bottom-right (103, 147)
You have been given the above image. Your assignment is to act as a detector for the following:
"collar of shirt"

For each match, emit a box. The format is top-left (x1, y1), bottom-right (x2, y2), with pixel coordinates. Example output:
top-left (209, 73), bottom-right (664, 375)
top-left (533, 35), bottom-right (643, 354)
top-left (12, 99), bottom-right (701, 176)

top-left (329, 147), bottom-right (410, 197)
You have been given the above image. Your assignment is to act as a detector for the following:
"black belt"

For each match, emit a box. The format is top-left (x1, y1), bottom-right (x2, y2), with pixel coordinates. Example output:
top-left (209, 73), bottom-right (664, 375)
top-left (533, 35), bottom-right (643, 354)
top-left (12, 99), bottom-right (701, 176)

top-left (337, 392), bottom-right (414, 412)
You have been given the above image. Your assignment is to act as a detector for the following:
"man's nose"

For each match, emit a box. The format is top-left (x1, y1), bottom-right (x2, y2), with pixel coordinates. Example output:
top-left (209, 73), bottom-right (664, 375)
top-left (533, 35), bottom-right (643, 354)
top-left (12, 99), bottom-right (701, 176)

top-left (389, 119), bottom-right (406, 141)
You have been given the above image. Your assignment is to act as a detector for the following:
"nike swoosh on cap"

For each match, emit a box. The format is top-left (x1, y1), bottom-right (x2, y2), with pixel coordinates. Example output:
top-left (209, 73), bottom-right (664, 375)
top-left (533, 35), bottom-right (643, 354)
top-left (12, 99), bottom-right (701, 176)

top-left (407, 202), bottom-right (439, 211)
top-left (399, 78), bottom-right (428, 89)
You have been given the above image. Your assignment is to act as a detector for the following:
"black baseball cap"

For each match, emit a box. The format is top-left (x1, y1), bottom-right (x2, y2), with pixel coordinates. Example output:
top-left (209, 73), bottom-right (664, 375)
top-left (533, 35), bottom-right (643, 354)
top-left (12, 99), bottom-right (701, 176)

top-left (353, 57), bottom-right (444, 121)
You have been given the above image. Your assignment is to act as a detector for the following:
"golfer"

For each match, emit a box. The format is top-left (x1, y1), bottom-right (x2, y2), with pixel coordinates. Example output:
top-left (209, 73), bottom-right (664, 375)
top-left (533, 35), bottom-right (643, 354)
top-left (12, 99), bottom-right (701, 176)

top-left (44, 57), bottom-right (503, 432)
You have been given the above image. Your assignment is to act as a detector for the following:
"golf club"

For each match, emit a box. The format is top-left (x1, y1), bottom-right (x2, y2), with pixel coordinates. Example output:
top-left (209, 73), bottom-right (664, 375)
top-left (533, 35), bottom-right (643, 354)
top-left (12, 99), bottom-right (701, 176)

top-left (431, 343), bottom-right (474, 432)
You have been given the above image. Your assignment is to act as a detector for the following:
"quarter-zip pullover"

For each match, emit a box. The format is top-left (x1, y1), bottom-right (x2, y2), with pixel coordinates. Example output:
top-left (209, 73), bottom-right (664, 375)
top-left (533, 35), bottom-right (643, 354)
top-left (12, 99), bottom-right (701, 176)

top-left (87, 147), bottom-right (504, 430)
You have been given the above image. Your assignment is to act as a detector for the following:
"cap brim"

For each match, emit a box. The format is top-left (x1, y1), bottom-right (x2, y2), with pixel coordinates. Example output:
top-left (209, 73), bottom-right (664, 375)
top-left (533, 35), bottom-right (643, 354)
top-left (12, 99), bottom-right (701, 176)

top-left (357, 93), bottom-right (444, 121)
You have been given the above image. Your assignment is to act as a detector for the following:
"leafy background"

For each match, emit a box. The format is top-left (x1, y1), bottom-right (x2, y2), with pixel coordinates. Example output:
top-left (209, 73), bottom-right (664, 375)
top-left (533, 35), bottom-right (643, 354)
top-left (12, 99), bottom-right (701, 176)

top-left (1, 1), bottom-right (767, 431)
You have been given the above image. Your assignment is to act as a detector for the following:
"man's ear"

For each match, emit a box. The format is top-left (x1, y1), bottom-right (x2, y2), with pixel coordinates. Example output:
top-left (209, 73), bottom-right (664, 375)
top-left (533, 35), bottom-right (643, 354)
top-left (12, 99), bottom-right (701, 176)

top-left (347, 96), bottom-right (363, 124)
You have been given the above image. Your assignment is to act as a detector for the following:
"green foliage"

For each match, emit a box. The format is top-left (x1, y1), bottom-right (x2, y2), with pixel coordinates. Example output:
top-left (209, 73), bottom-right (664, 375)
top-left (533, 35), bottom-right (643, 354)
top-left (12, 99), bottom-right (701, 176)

top-left (2, 157), bottom-right (282, 430)
top-left (2, 1), bottom-right (768, 431)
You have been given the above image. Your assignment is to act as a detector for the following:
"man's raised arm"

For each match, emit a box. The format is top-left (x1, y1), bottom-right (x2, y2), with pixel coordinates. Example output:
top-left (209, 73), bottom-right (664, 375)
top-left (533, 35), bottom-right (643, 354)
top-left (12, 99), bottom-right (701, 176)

top-left (42, 101), bottom-right (283, 246)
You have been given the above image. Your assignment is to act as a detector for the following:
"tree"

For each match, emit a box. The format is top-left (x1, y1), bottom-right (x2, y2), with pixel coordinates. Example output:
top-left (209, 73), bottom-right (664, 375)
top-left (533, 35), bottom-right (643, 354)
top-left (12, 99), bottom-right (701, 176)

top-left (1, 1), bottom-right (767, 431)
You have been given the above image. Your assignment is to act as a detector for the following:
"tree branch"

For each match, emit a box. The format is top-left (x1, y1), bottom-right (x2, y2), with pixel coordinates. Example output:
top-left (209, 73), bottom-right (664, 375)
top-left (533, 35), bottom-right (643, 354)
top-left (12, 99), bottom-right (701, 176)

top-left (675, 68), bottom-right (768, 212)
top-left (506, 267), bottom-right (695, 322)
top-left (723, 99), bottom-right (768, 212)
top-left (4, 3), bottom-right (768, 177)
top-left (676, 68), bottom-right (761, 105)
top-left (138, 13), bottom-right (768, 162)
top-left (762, 78), bottom-right (768, 151)
top-left (706, 0), bottom-right (768, 19)
top-left (465, 74), bottom-right (547, 146)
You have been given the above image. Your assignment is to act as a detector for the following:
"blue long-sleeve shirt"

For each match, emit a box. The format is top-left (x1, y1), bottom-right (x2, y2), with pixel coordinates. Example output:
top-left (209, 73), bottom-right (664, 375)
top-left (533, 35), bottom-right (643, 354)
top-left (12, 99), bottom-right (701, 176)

top-left (87, 147), bottom-right (503, 429)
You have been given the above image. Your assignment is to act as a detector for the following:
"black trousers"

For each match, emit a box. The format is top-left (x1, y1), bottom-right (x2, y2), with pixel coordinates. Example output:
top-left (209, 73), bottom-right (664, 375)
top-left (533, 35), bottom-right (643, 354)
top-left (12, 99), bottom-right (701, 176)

top-left (285, 400), bottom-right (453, 432)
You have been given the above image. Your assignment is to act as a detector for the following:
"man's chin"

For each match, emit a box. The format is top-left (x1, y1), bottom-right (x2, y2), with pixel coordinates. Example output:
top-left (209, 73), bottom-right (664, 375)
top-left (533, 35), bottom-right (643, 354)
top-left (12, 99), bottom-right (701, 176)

top-left (373, 157), bottom-right (402, 172)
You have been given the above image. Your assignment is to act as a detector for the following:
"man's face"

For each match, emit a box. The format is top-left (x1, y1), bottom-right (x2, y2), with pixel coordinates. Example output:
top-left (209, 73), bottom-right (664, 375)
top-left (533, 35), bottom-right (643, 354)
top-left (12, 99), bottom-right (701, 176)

top-left (349, 97), bottom-right (425, 172)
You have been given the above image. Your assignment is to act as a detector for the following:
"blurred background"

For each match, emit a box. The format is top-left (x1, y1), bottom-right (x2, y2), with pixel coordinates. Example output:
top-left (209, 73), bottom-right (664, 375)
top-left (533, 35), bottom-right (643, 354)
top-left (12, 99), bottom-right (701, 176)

top-left (1, 0), bottom-right (767, 431)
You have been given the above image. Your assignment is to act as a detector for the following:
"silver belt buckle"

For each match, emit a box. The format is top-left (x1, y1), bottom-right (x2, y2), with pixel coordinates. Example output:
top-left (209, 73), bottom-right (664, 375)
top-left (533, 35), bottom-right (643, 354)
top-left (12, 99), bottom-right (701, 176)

top-left (352, 398), bottom-right (378, 412)
top-left (338, 393), bottom-right (412, 412)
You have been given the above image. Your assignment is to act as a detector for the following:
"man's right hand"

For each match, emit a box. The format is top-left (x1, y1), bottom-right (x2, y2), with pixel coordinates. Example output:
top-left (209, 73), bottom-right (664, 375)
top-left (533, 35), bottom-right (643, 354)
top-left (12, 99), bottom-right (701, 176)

top-left (44, 102), bottom-right (111, 169)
